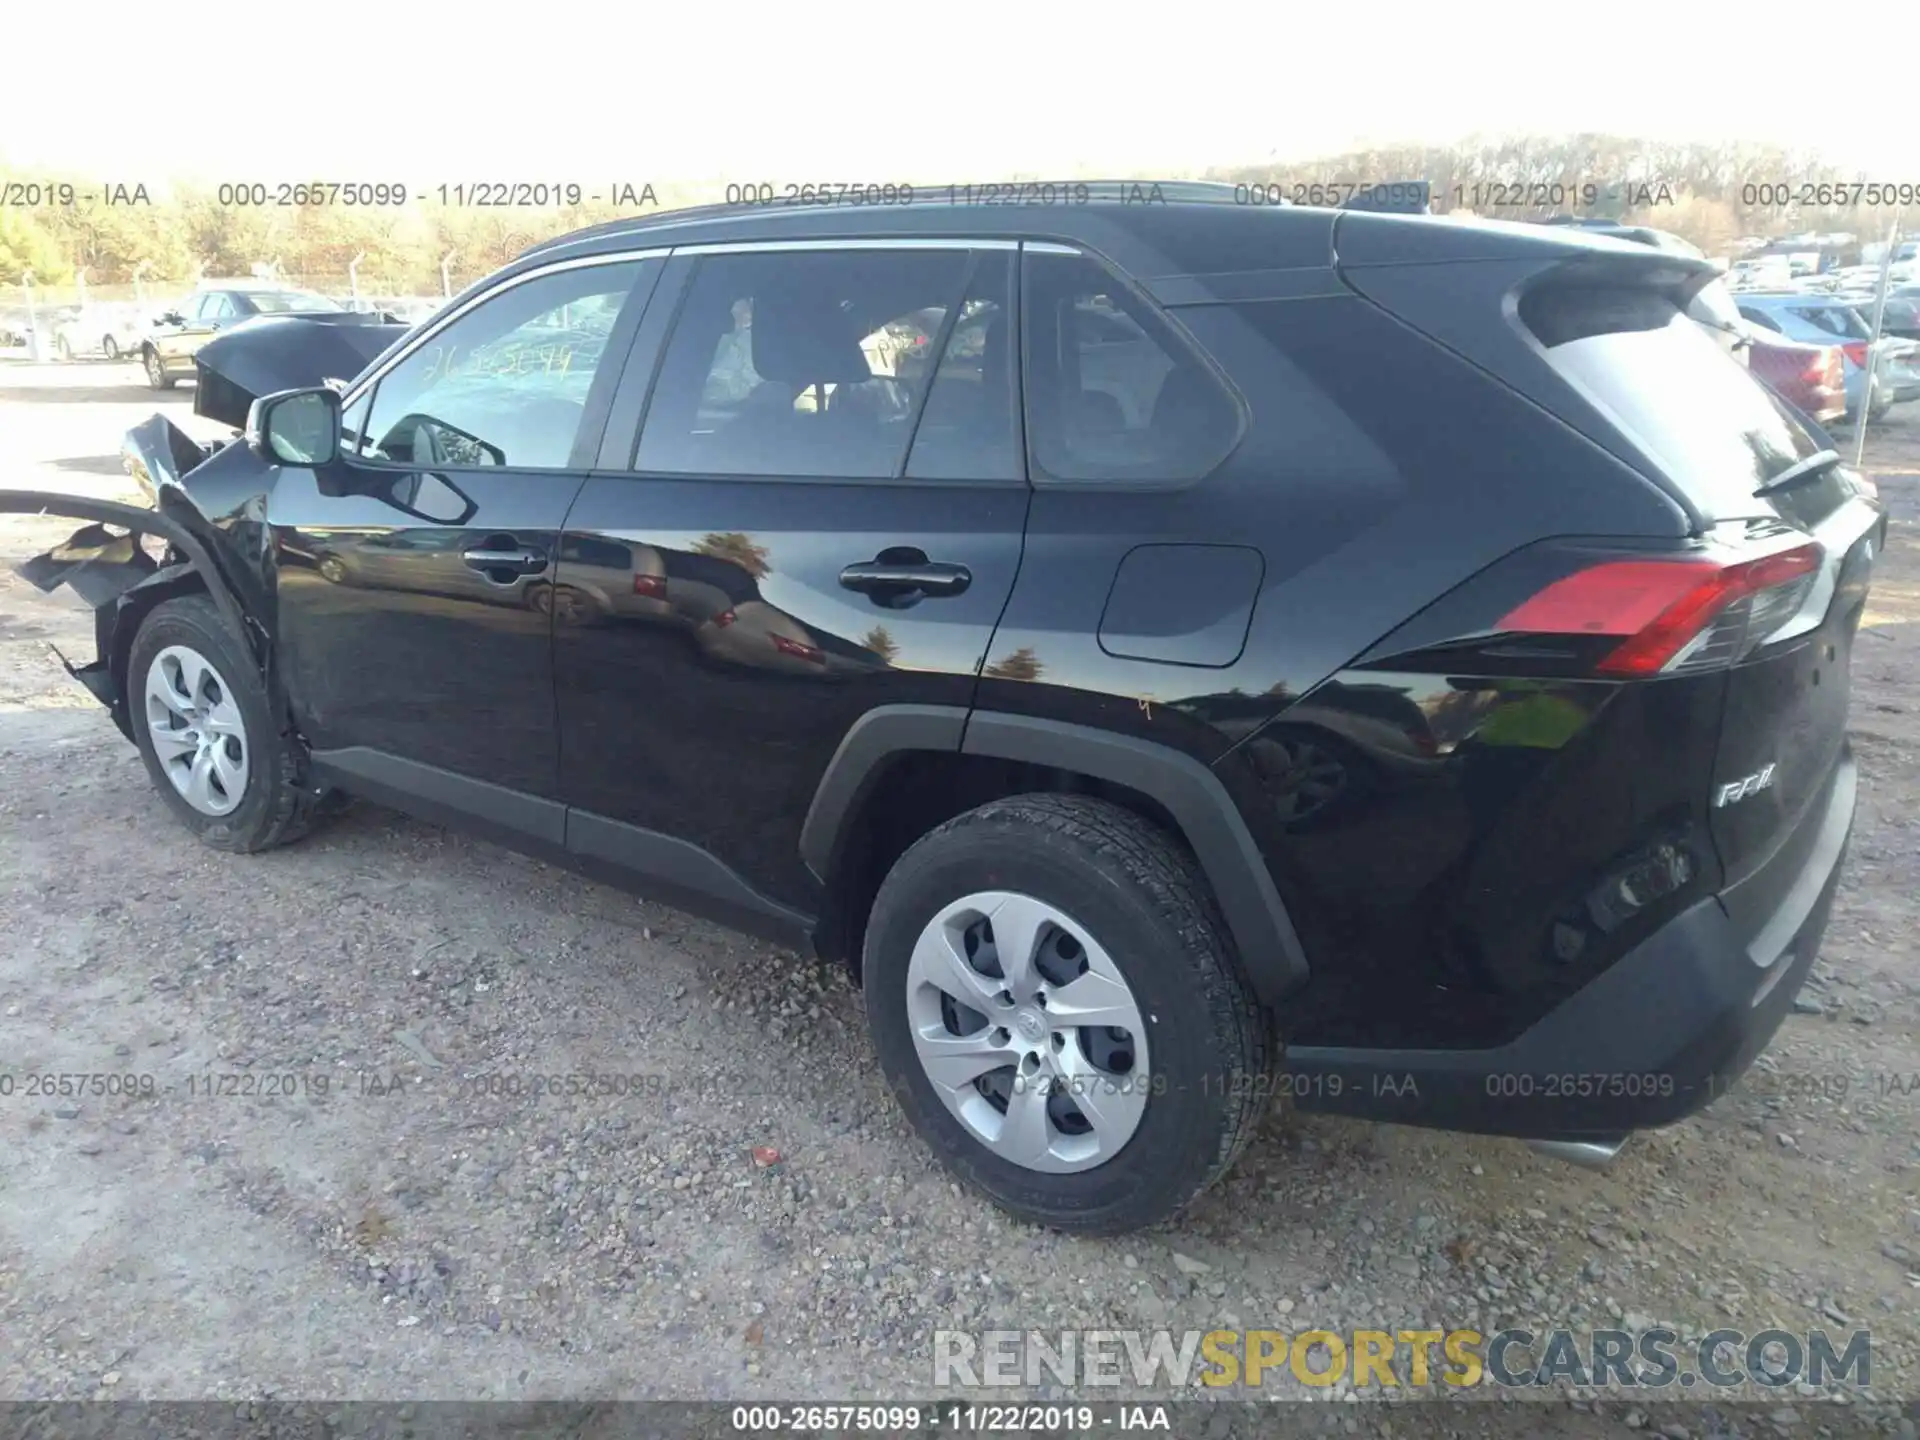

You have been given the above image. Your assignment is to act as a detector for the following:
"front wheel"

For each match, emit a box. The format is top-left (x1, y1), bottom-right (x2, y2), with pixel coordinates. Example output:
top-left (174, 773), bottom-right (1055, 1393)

top-left (143, 347), bottom-right (175, 390)
top-left (102, 335), bottom-right (120, 361)
top-left (862, 794), bottom-right (1273, 1233)
top-left (129, 595), bottom-right (326, 852)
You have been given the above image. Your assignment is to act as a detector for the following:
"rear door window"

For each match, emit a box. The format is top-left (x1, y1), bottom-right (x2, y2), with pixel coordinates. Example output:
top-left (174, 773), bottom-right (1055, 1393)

top-left (902, 251), bottom-right (1021, 482)
top-left (1525, 286), bottom-right (1828, 518)
top-left (634, 247), bottom-right (993, 480)
top-left (1021, 249), bottom-right (1242, 485)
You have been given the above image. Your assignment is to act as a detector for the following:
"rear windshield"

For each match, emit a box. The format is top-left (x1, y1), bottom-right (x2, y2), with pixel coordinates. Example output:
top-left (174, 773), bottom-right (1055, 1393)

top-left (1790, 304), bottom-right (1871, 340)
top-left (1524, 286), bottom-right (1826, 515)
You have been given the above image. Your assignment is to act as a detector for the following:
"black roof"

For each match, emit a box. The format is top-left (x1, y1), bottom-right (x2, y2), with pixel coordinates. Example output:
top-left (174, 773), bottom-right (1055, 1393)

top-left (462, 183), bottom-right (1705, 308)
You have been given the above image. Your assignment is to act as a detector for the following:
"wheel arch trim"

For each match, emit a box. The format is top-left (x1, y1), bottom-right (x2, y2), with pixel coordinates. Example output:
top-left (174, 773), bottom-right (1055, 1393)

top-left (801, 704), bottom-right (1310, 1002)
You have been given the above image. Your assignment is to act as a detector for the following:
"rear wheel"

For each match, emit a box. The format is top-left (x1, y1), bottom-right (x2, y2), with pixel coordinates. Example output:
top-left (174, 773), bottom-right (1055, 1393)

top-left (102, 335), bottom-right (120, 361)
top-left (129, 595), bottom-right (324, 852)
top-left (143, 347), bottom-right (174, 390)
top-left (862, 794), bottom-right (1272, 1233)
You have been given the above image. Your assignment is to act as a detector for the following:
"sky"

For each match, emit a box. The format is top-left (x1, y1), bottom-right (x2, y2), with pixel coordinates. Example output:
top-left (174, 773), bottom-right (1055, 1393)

top-left (4, 0), bottom-right (1915, 182)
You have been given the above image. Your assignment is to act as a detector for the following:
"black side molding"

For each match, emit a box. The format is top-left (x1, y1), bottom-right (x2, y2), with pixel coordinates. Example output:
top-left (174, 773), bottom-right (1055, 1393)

top-left (568, 814), bottom-right (810, 936)
top-left (800, 704), bottom-right (970, 880)
top-left (309, 747), bottom-right (815, 950)
top-left (309, 747), bottom-right (567, 846)
top-left (961, 712), bottom-right (1310, 1002)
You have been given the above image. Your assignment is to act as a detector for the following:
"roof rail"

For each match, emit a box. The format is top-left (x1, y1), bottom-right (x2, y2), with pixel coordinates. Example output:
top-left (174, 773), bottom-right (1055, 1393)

top-left (513, 178), bottom-right (1281, 260)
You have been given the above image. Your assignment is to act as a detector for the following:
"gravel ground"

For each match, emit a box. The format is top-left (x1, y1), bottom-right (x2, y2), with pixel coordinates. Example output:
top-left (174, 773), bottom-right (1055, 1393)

top-left (1, 361), bottom-right (1918, 1436)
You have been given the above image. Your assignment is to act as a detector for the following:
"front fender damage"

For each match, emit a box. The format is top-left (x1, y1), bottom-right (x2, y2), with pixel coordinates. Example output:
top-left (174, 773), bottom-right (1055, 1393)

top-left (2, 487), bottom-right (260, 742)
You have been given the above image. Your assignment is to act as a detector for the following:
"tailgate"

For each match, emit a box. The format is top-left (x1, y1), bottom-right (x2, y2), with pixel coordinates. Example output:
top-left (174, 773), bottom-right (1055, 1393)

top-left (1709, 499), bottom-right (1883, 891)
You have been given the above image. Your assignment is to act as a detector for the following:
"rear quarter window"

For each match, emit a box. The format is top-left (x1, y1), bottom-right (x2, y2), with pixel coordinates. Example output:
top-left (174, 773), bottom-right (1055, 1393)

top-left (1522, 286), bottom-right (1826, 517)
top-left (1021, 250), bottom-right (1244, 486)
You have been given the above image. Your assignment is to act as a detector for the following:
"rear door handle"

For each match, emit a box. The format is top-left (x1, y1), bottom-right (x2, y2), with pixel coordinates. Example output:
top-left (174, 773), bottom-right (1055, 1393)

top-left (463, 546), bottom-right (547, 576)
top-left (839, 555), bottom-right (971, 605)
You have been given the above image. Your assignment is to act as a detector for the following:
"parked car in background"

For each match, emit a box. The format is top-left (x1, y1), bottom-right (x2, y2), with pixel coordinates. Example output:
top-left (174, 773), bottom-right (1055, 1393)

top-left (50, 303), bottom-right (151, 361)
top-left (1854, 285), bottom-right (1920, 341)
top-left (0, 312), bottom-right (37, 353)
top-left (140, 282), bottom-right (349, 390)
top-left (1736, 292), bottom-right (1907, 419)
top-left (1731, 256), bottom-right (1794, 289)
top-left (1742, 325), bottom-right (1848, 424)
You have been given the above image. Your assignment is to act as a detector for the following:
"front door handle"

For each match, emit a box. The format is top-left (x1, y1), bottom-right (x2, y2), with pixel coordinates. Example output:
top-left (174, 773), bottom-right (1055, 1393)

top-left (839, 551), bottom-right (971, 607)
top-left (463, 545), bottom-right (547, 576)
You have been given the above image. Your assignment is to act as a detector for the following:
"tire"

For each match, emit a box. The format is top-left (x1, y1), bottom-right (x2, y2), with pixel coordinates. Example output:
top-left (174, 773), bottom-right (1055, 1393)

top-left (54, 335), bottom-right (72, 362)
top-left (102, 336), bottom-right (120, 361)
top-left (862, 793), bottom-right (1273, 1233)
top-left (128, 595), bottom-right (324, 853)
top-left (143, 347), bottom-right (175, 390)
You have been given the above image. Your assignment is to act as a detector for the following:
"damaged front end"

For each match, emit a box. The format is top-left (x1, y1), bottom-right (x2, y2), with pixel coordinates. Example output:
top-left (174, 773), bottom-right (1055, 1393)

top-left (7, 408), bottom-right (269, 743)
top-left (7, 311), bottom-right (405, 738)
top-left (5, 480), bottom-right (258, 742)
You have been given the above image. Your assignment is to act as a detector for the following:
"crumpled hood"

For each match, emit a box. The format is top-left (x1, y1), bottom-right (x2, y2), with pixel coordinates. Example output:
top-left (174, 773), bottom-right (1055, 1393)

top-left (193, 312), bottom-right (410, 428)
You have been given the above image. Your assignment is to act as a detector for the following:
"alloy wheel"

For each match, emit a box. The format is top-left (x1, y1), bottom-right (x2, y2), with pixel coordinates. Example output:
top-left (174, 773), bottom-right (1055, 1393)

top-left (904, 891), bottom-right (1151, 1173)
top-left (144, 644), bottom-right (250, 816)
top-left (103, 336), bottom-right (120, 360)
top-left (145, 350), bottom-right (164, 386)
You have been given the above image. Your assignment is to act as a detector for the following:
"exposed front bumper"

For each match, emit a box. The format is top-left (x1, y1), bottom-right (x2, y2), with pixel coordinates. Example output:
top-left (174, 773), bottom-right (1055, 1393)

top-left (1282, 746), bottom-right (1857, 1139)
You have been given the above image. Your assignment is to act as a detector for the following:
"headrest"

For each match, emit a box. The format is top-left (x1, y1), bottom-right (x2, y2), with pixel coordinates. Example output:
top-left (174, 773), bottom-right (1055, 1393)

top-left (750, 292), bottom-right (875, 386)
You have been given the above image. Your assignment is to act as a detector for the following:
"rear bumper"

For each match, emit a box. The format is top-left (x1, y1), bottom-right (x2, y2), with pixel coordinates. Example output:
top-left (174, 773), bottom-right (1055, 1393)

top-left (1283, 745), bottom-right (1856, 1140)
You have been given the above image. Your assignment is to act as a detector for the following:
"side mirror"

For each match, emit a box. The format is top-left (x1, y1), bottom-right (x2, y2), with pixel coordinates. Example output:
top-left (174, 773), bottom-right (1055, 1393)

top-left (248, 386), bottom-right (341, 467)
top-left (386, 470), bottom-right (478, 526)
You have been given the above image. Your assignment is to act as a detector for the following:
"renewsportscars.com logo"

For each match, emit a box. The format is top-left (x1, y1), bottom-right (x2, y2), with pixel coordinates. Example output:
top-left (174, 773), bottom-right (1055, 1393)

top-left (933, 1327), bottom-right (1872, 1391)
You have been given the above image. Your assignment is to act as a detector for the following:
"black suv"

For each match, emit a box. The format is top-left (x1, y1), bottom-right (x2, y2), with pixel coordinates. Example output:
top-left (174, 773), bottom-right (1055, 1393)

top-left (9, 192), bottom-right (1882, 1233)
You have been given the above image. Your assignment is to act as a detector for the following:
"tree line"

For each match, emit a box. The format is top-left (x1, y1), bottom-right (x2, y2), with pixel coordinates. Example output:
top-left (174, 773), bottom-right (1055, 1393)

top-left (3, 136), bottom-right (1914, 292)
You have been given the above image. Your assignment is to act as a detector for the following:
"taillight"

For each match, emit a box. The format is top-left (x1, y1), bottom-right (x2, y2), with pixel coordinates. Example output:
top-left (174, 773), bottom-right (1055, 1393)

top-left (1798, 347), bottom-right (1841, 387)
top-left (770, 632), bottom-right (824, 664)
top-left (1497, 544), bottom-right (1823, 676)
top-left (633, 573), bottom-right (666, 599)
top-left (1842, 341), bottom-right (1869, 370)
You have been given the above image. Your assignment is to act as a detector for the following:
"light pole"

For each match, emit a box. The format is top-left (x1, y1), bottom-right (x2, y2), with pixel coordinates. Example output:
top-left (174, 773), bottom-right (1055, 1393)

top-left (1850, 218), bottom-right (1901, 468)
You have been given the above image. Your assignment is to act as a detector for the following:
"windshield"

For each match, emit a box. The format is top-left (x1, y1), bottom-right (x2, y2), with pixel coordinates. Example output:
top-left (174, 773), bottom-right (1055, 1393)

top-left (1527, 289), bottom-right (1827, 519)
top-left (249, 290), bottom-right (343, 314)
